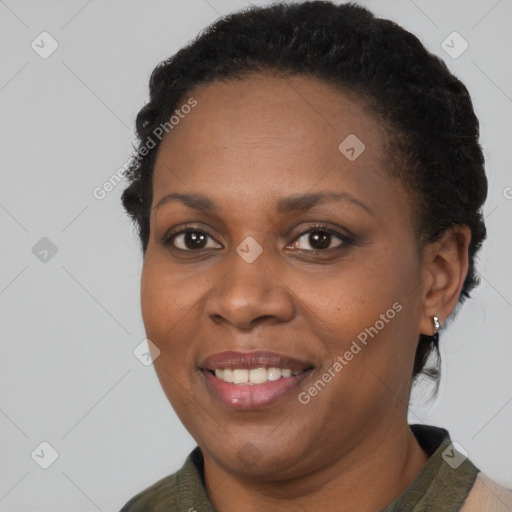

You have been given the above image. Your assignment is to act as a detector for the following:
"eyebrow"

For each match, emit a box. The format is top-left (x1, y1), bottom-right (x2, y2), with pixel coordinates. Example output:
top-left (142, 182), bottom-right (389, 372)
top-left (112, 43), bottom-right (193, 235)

top-left (153, 191), bottom-right (374, 216)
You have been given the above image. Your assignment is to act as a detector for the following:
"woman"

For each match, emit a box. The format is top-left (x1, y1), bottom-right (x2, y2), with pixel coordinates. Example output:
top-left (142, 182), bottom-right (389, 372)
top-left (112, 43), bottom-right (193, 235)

top-left (119, 1), bottom-right (511, 510)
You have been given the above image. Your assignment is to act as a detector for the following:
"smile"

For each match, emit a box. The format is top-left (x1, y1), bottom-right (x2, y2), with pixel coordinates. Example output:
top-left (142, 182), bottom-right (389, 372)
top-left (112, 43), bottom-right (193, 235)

top-left (200, 350), bottom-right (314, 410)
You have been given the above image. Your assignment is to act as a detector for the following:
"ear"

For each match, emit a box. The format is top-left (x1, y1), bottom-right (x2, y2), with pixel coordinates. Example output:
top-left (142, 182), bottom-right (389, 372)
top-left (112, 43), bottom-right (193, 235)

top-left (419, 224), bottom-right (471, 336)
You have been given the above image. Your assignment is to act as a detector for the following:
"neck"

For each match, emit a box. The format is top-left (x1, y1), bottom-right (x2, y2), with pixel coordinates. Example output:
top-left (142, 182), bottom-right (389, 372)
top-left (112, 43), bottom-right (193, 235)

top-left (203, 422), bottom-right (430, 512)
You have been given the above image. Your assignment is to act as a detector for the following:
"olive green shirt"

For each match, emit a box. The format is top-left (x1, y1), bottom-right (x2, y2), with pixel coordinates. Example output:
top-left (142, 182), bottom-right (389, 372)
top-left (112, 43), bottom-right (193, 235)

top-left (120, 424), bottom-right (480, 511)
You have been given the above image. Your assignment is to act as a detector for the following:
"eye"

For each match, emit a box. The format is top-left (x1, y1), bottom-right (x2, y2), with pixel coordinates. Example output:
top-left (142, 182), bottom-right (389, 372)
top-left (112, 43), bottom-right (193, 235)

top-left (164, 227), bottom-right (221, 251)
top-left (162, 223), bottom-right (352, 253)
top-left (288, 224), bottom-right (350, 252)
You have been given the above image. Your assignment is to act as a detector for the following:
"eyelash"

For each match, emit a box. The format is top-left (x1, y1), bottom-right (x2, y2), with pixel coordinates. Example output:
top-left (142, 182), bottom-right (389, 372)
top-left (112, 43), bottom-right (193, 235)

top-left (162, 223), bottom-right (354, 254)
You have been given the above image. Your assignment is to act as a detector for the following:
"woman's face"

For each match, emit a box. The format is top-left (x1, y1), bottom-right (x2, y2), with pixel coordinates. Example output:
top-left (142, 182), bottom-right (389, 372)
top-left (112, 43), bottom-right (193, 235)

top-left (141, 73), bottom-right (430, 478)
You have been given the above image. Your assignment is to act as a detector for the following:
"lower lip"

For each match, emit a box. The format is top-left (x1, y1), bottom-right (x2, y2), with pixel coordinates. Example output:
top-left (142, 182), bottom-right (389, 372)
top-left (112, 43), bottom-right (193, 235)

top-left (202, 370), bottom-right (312, 410)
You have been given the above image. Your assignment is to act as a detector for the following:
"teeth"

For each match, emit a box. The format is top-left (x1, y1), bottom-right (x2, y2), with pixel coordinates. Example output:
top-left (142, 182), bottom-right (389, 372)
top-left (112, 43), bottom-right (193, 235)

top-left (232, 369), bottom-right (249, 384)
top-left (267, 367), bottom-right (282, 381)
top-left (212, 367), bottom-right (300, 384)
top-left (249, 367), bottom-right (267, 384)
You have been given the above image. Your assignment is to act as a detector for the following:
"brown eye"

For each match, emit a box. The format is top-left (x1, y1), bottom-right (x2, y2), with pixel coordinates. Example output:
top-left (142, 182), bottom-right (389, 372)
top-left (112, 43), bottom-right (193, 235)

top-left (165, 229), bottom-right (221, 251)
top-left (290, 227), bottom-right (346, 252)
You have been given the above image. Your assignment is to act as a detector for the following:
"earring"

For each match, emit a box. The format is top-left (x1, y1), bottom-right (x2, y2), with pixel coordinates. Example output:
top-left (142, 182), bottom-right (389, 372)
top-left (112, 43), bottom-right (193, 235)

top-left (432, 315), bottom-right (441, 344)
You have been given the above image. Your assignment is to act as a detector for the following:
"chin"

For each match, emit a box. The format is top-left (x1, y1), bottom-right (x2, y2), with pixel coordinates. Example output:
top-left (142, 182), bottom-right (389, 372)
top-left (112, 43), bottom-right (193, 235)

top-left (202, 431), bottom-right (311, 479)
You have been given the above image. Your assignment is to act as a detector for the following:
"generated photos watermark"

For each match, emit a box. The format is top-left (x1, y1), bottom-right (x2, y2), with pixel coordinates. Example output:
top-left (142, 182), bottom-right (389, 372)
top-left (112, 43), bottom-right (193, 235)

top-left (298, 301), bottom-right (403, 405)
top-left (92, 97), bottom-right (198, 201)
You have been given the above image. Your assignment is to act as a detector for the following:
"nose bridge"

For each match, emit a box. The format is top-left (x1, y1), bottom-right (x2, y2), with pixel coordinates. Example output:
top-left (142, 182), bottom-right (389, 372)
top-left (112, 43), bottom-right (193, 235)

top-left (205, 242), bottom-right (294, 328)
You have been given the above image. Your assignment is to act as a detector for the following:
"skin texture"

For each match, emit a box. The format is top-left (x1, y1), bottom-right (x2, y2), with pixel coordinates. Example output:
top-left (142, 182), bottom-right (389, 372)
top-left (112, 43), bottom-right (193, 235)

top-left (141, 72), bottom-right (471, 512)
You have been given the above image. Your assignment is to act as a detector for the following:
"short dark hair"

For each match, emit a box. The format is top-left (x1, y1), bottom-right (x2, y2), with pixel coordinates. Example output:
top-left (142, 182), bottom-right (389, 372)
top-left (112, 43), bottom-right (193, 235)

top-left (121, 0), bottom-right (487, 383)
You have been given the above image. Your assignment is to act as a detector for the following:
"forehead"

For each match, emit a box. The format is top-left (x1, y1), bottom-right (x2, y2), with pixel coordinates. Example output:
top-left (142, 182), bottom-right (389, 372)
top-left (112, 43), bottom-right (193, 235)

top-left (152, 72), bottom-right (397, 215)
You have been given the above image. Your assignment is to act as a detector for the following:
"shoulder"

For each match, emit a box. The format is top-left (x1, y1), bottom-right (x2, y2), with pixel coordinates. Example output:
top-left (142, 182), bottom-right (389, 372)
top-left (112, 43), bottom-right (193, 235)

top-left (461, 472), bottom-right (512, 512)
top-left (118, 447), bottom-right (213, 512)
top-left (119, 472), bottom-right (179, 512)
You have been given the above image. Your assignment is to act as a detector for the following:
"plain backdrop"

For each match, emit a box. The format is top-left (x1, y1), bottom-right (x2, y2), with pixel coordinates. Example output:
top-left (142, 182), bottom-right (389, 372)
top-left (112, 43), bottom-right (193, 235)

top-left (0, 0), bottom-right (511, 510)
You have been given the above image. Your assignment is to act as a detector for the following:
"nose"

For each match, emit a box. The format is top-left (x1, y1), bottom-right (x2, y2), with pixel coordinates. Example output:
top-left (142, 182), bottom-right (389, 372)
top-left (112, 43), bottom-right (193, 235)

top-left (205, 249), bottom-right (295, 330)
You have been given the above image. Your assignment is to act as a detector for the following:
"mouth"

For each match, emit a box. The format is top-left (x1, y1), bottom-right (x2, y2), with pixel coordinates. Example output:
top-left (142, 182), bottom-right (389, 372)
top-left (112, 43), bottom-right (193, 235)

top-left (199, 350), bottom-right (314, 410)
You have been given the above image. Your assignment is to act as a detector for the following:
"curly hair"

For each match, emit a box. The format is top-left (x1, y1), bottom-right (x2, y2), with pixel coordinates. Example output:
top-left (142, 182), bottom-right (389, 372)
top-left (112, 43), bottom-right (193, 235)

top-left (121, 0), bottom-right (487, 384)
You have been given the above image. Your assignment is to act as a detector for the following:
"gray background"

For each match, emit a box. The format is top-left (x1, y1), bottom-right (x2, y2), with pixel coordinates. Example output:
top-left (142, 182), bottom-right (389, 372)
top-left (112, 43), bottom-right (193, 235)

top-left (0, 0), bottom-right (511, 510)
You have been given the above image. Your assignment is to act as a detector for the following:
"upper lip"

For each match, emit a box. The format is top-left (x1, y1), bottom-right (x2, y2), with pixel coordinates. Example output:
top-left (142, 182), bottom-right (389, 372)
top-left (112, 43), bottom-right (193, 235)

top-left (200, 350), bottom-right (314, 371)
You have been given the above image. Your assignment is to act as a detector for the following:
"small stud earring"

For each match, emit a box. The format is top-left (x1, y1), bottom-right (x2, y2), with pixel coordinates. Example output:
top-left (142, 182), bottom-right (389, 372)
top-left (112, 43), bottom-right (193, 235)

top-left (432, 315), bottom-right (441, 344)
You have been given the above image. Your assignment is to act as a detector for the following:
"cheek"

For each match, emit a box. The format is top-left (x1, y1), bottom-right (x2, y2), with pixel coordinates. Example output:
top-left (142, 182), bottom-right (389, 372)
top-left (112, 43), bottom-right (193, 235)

top-left (301, 255), bottom-right (407, 340)
top-left (299, 244), bottom-right (419, 386)
top-left (140, 257), bottom-right (202, 416)
top-left (140, 254), bottom-right (199, 356)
